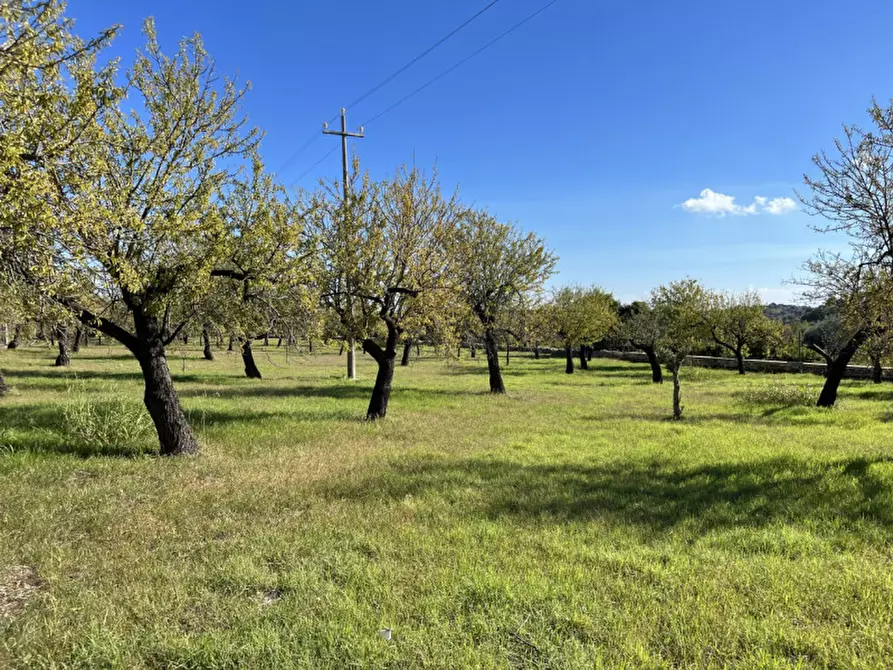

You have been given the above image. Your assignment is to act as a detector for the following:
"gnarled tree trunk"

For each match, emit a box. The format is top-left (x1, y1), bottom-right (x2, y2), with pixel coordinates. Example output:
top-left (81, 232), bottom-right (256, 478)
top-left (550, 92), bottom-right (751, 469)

top-left (401, 339), bottom-right (412, 366)
top-left (227, 335), bottom-right (235, 352)
top-left (735, 348), bottom-right (745, 375)
top-left (202, 324), bottom-right (214, 361)
top-left (54, 326), bottom-right (70, 367)
top-left (579, 346), bottom-right (589, 370)
top-left (241, 339), bottom-right (262, 379)
top-left (470, 345), bottom-right (476, 359)
top-left (872, 356), bottom-right (883, 384)
top-left (484, 329), bottom-right (506, 394)
top-left (565, 344), bottom-right (574, 374)
top-left (810, 330), bottom-right (867, 407)
top-left (671, 364), bottom-right (683, 420)
top-left (7, 324), bottom-right (22, 350)
top-left (132, 311), bottom-right (199, 456)
top-left (363, 323), bottom-right (400, 420)
top-left (641, 345), bottom-right (662, 384)
top-left (72, 326), bottom-right (83, 353)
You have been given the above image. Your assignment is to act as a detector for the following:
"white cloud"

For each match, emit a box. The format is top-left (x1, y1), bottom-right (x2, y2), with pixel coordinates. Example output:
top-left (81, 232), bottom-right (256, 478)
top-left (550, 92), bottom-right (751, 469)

top-left (680, 189), bottom-right (798, 217)
top-left (763, 197), bottom-right (798, 215)
top-left (680, 188), bottom-right (745, 216)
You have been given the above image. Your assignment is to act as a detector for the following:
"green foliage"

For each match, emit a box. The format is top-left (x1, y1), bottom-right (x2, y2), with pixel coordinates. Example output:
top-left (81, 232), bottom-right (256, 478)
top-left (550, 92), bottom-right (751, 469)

top-left (651, 278), bottom-right (710, 370)
top-left (454, 210), bottom-right (556, 329)
top-left (548, 285), bottom-right (618, 348)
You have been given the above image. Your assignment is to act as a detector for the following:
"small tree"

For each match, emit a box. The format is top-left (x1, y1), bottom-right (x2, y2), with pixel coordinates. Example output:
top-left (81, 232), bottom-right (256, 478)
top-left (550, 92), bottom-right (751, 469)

top-left (312, 166), bottom-right (461, 419)
top-left (620, 302), bottom-right (663, 383)
top-left (651, 279), bottom-right (710, 420)
top-left (549, 286), bottom-right (618, 374)
top-left (453, 211), bottom-right (556, 393)
top-left (704, 290), bottom-right (779, 374)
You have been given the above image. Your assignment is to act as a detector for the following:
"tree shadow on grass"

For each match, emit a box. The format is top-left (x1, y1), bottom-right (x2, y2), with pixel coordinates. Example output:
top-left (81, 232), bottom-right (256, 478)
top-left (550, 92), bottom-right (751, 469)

top-left (322, 454), bottom-right (893, 538)
top-left (179, 383), bottom-right (481, 401)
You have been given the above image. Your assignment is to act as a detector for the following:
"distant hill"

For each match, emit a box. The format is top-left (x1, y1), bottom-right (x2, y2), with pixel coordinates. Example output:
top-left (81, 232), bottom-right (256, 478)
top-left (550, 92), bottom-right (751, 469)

top-left (763, 303), bottom-right (827, 324)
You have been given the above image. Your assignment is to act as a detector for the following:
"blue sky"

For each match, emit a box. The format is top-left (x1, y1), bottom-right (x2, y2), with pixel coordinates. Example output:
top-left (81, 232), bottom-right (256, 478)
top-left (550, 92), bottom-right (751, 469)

top-left (68, 0), bottom-right (893, 304)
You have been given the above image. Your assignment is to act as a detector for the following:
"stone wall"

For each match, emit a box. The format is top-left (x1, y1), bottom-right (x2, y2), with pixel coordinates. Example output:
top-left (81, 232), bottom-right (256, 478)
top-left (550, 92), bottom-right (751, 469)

top-left (590, 350), bottom-right (893, 381)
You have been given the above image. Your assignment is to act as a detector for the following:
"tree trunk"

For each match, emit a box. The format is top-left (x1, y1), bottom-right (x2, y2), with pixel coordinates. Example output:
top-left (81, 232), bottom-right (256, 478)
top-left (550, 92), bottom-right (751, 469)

top-left (347, 338), bottom-right (356, 379)
top-left (565, 345), bottom-right (574, 374)
top-left (816, 330), bottom-right (867, 408)
top-left (484, 329), bottom-right (506, 394)
top-left (131, 311), bottom-right (199, 456)
top-left (1, 323), bottom-right (6, 347)
top-left (872, 356), bottom-right (883, 384)
top-left (471, 345), bottom-right (476, 359)
top-left (416, 342), bottom-right (420, 356)
top-left (401, 339), bottom-right (412, 366)
top-left (579, 346), bottom-right (589, 370)
top-left (505, 338), bottom-right (510, 366)
top-left (364, 324), bottom-right (399, 420)
top-left (643, 346), bottom-right (662, 384)
top-left (338, 342), bottom-right (345, 356)
top-left (534, 345), bottom-right (540, 360)
top-left (241, 339), bottom-right (262, 379)
top-left (672, 365), bottom-right (683, 420)
top-left (277, 336), bottom-right (282, 347)
top-left (82, 328), bottom-right (89, 347)
top-left (54, 326), bottom-right (70, 367)
top-left (137, 348), bottom-right (199, 456)
top-left (72, 326), bottom-right (83, 353)
top-left (7, 324), bottom-right (21, 349)
top-left (0, 369), bottom-right (8, 397)
top-left (735, 348), bottom-right (745, 375)
top-left (202, 324), bottom-right (214, 361)
top-left (309, 339), bottom-right (314, 354)
top-left (264, 333), bottom-right (269, 347)
top-left (227, 335), bottom-right (235, 352)
top-left (587, 346), bottom-right (592, 362)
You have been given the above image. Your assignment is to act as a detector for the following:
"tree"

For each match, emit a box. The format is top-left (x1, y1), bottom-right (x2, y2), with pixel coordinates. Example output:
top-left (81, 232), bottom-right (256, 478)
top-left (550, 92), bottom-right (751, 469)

top-left (312, 166), bottom-right (461, 419)
top-left (704, 290), bottom-right (780, 374)
top-left (651, 279), bottom-right (710, 420)
top-left (453, 211), bottom-right (556, 393)
top-left (549, 286), bottom-right (617, 374)
top-left (4, 19), bottom-right (270, 455)
top-left (798, 99), bottom-right (893, 406)
top-left (620, 302), bottom-right (663, 383)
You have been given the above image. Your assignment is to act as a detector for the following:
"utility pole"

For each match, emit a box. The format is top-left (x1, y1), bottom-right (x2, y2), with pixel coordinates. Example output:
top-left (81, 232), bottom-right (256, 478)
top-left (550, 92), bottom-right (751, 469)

top-left (323, 108), bottom-right (365, 380)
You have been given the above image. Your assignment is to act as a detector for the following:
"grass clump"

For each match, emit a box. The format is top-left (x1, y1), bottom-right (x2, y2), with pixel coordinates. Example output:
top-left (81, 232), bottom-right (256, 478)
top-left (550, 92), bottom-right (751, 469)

top-left (741, 378), bottom-right (819, 408)
top-left (60, 382), bottom-right (154, 455)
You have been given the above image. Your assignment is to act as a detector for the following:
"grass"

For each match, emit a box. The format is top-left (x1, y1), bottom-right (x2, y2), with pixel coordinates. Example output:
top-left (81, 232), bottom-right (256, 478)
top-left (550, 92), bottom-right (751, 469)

top-left (1, 343), bottom-right (893, 668)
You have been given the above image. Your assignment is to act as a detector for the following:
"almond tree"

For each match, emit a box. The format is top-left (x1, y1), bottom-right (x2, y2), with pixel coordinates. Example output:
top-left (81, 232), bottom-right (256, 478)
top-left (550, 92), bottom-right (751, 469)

top-left (4, 18), bottom-right (288, 455)
top-left (619, 301), bottom-right (663, 383)
top-left (453, 210), bottom-right (556, 393)
top-left (704, 290), bottom-right (780, 375)
top-left (798, 99), bottom-right (893, 406)
top-left (549, 286), bottom-right (618, 374)
top-left (311, 166), bottom-right (462, 419)
top-left (651, 279), bottom-right (710, 420)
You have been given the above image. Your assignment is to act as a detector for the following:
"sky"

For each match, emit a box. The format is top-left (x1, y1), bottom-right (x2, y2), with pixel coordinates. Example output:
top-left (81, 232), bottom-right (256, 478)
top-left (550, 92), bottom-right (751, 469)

top-left (66, 0), bottom-right (893, 305)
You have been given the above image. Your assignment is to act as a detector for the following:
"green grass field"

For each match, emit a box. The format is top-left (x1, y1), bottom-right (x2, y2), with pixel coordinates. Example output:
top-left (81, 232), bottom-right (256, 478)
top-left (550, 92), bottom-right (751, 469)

top-left (2, 344), bottom-right (893, 669)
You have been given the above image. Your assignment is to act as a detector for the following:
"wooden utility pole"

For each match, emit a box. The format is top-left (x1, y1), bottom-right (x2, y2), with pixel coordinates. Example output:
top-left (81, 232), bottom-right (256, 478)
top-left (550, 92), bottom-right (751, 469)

top-left (323, 108), bottom-right (365, 380)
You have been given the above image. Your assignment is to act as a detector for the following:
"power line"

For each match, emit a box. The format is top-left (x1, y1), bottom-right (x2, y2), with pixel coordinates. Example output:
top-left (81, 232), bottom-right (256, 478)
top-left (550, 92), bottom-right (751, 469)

top-left (345, 0), bottom-right (504, 112)
top-left (289, 146), bottom-right (338, 188)
top-left (361, 0), bottom-right (561, 128)
top-left (276, 0), bottom-right (503, 177)
top-left (275, 132), bottom-right (321, 176)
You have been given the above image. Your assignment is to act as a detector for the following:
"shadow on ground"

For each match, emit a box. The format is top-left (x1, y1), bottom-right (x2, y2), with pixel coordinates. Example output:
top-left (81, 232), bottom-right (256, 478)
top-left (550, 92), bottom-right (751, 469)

top-left (321, 454), bottom-right (893, 537)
